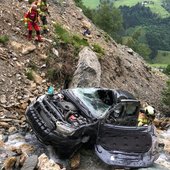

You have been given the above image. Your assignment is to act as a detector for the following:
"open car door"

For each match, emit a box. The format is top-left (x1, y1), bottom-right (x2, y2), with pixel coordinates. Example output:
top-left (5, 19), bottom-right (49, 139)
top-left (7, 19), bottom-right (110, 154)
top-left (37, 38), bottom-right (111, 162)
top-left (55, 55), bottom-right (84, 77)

top-left (95, 100), bottom-right (159, 168)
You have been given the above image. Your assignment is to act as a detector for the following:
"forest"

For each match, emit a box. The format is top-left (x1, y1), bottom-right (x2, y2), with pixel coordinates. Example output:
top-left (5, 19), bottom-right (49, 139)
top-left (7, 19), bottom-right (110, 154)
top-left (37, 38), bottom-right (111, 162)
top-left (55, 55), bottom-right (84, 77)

top-left (77, 0), bottom-right (170, 65)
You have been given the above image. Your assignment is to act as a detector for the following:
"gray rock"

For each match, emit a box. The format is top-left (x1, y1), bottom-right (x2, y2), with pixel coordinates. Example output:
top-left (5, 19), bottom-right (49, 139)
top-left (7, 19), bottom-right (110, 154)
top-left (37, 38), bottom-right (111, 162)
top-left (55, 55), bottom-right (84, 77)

top-left (52, 48), bottom-right (59, 57)
top-left (70, 47), bottom-right (101, 88)
top-left (21, 155), bottom-right (38, 170)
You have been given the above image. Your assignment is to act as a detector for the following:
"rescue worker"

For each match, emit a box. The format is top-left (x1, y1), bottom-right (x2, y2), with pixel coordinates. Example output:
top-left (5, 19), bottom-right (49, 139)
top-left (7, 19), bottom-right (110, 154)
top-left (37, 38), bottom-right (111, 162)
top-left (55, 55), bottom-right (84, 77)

top-left (24, 4), bottom-right (43, 42)
top-left (82, 20), bottom-right (92, 38)
top-left (37, 0), bottom-right (50, 34)
top-left (138, 105), bottom-right (155, 126)
top-left (145, 105), bottom-right (156, 123)
top-left (83, 27), bottom-right (91, 37)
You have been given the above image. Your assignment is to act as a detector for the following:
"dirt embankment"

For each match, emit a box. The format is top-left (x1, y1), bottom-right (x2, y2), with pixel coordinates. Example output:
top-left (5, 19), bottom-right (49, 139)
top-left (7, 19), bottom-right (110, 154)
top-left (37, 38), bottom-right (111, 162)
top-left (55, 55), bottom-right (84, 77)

top-left (0, 0), bottom-right (168, 113)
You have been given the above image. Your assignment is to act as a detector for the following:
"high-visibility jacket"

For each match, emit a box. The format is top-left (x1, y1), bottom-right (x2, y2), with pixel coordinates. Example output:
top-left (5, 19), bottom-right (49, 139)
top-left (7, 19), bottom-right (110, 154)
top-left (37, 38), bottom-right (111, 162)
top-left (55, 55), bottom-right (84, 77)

top-left (37, 1), bottom-right (48, 15)
top-left (138, 112), bottom-right (149, 126)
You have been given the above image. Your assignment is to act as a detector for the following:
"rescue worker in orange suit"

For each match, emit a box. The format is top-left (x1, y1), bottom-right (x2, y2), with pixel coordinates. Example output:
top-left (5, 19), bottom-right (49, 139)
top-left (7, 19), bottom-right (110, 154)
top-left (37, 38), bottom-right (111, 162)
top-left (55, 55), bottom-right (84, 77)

top-left (138, 105), bottom-right (155, 126)
top-left (24, 4), bottom-right (42, 42)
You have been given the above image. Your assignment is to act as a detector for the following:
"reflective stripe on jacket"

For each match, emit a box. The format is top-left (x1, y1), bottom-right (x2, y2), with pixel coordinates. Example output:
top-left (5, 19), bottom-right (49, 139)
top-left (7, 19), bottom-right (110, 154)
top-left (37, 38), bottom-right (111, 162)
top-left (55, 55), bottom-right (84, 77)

top-left (138, 112), bottom-right (149, 126)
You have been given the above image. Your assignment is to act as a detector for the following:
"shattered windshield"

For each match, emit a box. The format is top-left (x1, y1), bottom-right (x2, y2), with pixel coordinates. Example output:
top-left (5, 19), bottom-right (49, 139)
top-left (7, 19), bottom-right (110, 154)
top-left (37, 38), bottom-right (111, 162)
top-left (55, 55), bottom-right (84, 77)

top-left (71, 88), bottom-right (112, 118)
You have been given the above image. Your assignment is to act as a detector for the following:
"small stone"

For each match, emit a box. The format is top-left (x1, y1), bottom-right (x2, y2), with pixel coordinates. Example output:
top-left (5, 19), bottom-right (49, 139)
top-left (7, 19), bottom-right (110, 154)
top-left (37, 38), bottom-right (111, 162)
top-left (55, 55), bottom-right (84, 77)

top-left (70, 153), bottom-right (80, 169)
top-left (127, 48), bottom-right (133, 55)
top-left (41, 72), bottom-right (46, 77)
top-left (52, 48), bottom-right (59, 57)
top-left (20, 143), bottom-right (35, 155)
top-left (32, 71), bottom-right (43, 85)
top-left (39, 54), bottom-right (48, 60)
top-left (0, 95), bottom-right (7, 104)
top-left (3, 157), bottom-right (17, 170)
top-left (13, 57), bottom-right (17, 61)
top-left (8, 126), bottom-right (17, 133)
top-left (22, 44), bottom-right (36, 55)
top-left (37, 154), bottom-right (61, 170)
top-left (40, 64), bottom-right (46, 68)
top-left (21, 155), bottom-right (38, 170)
top-left (11, 41), bottom-right (23, 51)
top-left (20, 102), bottom-right (28, 110)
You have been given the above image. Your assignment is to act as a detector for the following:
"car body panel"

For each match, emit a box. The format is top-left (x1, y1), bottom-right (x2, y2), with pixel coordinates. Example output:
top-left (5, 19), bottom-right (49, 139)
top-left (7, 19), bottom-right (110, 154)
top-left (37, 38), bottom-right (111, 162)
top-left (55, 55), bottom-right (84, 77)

top-left (95, 124), bottom-right (159, 168)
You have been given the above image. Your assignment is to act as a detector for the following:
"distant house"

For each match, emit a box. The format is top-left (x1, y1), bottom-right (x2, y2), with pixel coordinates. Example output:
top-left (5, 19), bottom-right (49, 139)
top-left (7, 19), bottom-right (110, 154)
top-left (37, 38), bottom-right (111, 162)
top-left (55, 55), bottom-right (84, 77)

top-left (141, 1), bottom-right (154, 6)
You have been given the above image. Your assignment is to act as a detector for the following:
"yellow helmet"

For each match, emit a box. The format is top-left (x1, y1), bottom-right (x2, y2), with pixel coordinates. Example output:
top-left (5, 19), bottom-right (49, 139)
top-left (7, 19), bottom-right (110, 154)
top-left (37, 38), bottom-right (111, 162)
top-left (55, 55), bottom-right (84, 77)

top-left (145, 105), bottom-right (155, 115)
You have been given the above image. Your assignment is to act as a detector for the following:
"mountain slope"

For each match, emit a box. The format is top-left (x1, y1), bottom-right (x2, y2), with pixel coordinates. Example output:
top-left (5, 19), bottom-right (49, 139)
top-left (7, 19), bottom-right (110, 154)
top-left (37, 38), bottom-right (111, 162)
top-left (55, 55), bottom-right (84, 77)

top-left (0, 0), bottom-right (168, 113)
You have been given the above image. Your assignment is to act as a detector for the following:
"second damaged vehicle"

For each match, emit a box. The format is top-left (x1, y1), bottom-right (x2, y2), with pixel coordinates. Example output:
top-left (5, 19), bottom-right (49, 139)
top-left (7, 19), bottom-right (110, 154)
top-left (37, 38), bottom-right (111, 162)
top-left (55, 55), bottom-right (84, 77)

top-left (25, 87), bottom-right (159, 168)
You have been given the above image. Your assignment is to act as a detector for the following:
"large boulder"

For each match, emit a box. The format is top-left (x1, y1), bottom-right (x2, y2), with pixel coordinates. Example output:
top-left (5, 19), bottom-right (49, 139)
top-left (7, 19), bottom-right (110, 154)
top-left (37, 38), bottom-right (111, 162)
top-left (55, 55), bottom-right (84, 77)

top-left (69, 47), bottom-right (101, 88)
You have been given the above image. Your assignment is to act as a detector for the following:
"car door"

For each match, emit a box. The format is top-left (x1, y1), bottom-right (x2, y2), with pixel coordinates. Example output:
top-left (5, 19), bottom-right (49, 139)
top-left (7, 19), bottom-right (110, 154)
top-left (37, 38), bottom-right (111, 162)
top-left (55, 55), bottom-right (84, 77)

top-left (94, 100), bottom-right (158, 168)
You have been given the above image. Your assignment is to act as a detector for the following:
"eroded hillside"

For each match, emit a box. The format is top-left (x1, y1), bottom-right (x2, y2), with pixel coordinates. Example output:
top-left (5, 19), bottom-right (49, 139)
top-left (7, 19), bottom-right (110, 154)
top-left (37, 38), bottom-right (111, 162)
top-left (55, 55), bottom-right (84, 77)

top-left (0, 0), bottom-right (168, 114)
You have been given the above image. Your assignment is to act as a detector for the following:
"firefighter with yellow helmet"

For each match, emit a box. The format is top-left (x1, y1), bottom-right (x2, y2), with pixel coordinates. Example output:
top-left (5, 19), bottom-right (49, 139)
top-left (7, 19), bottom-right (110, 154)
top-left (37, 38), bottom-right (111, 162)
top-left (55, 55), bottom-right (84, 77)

top-left (37, 0), bottom-right (50, 34)
top-left (138, 105), bottom-right (155, 126)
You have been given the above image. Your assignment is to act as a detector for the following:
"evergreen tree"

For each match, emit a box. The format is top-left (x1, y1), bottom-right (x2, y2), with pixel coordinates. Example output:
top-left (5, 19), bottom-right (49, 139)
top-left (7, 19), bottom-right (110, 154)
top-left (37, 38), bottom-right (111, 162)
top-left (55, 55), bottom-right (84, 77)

top-left (93, 1), bottom-right (123, 41)
top-left (164, 65), bottom-right (170, 75)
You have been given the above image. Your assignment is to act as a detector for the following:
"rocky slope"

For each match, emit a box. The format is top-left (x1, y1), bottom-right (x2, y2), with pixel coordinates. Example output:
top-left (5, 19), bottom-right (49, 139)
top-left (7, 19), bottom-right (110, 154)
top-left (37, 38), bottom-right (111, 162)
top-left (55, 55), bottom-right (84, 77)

top-left (0, 0), bottom-right (167, 113)
top-left (0, 0), bottom-right (169, 169)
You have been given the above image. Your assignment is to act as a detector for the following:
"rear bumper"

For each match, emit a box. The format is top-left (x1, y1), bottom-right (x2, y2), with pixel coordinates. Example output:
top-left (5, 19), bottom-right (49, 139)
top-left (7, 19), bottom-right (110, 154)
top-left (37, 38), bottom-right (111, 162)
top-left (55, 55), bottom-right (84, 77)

top-left (95, 145), bottom-right (159, 168)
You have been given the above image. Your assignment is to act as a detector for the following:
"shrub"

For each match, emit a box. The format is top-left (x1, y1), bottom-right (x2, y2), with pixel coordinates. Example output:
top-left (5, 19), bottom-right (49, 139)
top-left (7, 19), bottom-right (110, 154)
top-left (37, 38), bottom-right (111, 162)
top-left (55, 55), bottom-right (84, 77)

top-left (72, 35), bottom-right (89, 48)
top-left (27, 61), bottom-right (37, 70)
top-left (54, 24), bottom-right (71, 43)
top-left (0, 35), bottom-right (9, 45)
top-left (163, 64), bottom-right (170, 75)
top-left (92, 44), bottom-right (105, 55)
top-left (47, 68), bottom-right (61, 82)
top-left (25, 69), bottom-right (34, 80)
top-left (54, 24), bottom-right (89, 50)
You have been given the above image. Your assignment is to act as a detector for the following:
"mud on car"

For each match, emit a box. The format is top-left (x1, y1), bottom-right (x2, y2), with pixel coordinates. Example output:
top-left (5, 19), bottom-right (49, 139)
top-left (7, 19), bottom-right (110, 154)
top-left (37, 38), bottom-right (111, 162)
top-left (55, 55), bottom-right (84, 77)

top-left (25, 87), bottom-right (159, 168)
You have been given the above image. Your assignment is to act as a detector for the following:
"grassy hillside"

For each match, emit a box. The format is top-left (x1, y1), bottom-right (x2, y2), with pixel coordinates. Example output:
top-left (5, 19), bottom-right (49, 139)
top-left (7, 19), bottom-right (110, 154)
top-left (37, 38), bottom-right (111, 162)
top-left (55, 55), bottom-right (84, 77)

top-left (154, 50), bottom-right (170, 64)
top-left (83, 0), bottom-right (170, 17)
top-left (82, 0), bottom-right (99, 8)
top-left (149, 63), bottom-right (168, 68)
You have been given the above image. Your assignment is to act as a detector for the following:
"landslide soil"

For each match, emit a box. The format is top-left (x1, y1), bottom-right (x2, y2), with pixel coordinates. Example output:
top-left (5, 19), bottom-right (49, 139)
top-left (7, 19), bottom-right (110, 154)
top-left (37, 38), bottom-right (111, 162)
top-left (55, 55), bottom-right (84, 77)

top-left (0, 0), bottom-right (168, 113)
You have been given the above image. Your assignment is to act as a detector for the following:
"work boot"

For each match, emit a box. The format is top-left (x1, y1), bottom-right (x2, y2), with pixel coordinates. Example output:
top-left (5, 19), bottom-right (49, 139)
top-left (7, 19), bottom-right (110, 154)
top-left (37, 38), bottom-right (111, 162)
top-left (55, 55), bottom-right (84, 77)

top-left (36, 35), bottom-right (43, 42)
top-left (27, 30), bottom-right (32, 41)
top-left (36, 31), bottom-right (43, 42)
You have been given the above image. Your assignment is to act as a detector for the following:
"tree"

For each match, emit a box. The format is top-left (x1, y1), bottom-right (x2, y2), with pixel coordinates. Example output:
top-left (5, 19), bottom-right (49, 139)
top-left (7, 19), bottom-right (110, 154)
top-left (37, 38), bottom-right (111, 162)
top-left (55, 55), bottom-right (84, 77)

top-left (93, 1), bottom-right (123, 41)
top-left (163, 64), bottom-right (170, 75)
top-left (136, 43), bottom-right (151, 60)
top-left (162, 0), bottom-right (170, 12)
top-left (122, 28), bottom-right (151, 61)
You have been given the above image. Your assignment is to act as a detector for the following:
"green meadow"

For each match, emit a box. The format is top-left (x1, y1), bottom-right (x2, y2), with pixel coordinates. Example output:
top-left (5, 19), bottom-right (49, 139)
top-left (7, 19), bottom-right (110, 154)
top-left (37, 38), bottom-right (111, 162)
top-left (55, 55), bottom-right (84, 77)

top-left (154, 50), bottom-right (170, 64)
top-left (82, 0), bottom-right (170, 17)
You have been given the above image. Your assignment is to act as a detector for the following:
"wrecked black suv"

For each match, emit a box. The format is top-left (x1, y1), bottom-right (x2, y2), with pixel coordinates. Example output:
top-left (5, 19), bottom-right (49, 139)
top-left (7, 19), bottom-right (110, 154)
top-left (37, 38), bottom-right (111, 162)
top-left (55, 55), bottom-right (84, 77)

top-left (25, 87), bottom-right (159, 168)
